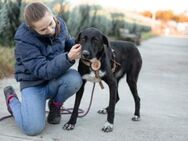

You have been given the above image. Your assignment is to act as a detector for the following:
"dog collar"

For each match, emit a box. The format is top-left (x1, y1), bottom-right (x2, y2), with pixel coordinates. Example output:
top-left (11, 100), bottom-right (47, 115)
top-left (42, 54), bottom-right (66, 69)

top-left (81, 58), bottom-right (104, 89)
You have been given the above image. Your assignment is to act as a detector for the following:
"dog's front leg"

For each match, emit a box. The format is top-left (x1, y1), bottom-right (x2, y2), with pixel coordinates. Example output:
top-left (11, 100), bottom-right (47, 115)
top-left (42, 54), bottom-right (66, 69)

top-left (102, 77), bottom-right (117, 132)
top-left (63, 81), bottom-right (86, 130)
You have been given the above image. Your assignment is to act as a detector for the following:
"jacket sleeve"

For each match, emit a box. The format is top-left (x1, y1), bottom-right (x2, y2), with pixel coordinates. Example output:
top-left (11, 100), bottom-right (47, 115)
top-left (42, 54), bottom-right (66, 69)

top-left (15, 40), bottom-right (74, 80)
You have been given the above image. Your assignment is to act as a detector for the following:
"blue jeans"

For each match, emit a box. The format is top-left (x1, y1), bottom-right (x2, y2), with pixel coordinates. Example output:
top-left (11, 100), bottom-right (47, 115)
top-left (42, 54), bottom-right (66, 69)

top-left (9, 69), bottom-right (82, 136)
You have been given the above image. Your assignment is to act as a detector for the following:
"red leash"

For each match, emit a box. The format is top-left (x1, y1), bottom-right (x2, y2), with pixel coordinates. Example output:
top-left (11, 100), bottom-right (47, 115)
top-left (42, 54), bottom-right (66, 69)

top-left (53, 82), bottom-right (96, 118)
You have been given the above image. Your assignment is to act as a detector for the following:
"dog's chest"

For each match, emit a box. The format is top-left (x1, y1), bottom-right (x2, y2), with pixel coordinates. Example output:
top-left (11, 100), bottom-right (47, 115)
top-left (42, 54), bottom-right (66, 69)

top-left (82, 70), bottom-right (106, 82)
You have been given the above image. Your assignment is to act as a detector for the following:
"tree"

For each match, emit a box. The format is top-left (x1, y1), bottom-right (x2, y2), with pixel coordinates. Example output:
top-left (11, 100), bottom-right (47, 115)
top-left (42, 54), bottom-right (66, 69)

top-left (156, 10), bottom-right (174, 22)
top-left (177, 14), bottom-right (188, 22)
top-left (140, 11), bottom-right (152, 18)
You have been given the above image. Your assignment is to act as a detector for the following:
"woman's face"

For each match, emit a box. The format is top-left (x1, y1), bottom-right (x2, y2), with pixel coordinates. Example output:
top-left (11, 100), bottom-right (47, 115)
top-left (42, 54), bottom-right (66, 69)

top-left (32, 11), bottom-right (56, 36)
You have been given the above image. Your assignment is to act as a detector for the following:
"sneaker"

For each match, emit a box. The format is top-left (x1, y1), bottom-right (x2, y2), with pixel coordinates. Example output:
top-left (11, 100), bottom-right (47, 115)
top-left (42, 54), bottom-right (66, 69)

top-left (3, 86), bottom-right (18, 114)
top-left (47, 100), bottom-right (62, 124)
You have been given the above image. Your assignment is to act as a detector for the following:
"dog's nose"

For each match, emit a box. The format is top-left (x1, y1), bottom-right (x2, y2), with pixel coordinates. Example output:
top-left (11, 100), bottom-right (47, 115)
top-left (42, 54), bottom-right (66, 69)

top-left (82, 50), bottom-right (90, 59)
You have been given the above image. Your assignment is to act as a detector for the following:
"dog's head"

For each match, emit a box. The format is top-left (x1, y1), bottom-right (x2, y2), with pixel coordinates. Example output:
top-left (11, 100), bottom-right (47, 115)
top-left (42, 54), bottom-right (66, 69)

top-left (76, 27), bottom-right (110, 60)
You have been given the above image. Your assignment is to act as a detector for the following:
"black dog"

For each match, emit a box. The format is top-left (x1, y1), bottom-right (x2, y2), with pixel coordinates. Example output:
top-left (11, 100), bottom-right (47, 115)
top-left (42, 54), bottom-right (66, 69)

top-left (63, 27), bottom-right (142, 132)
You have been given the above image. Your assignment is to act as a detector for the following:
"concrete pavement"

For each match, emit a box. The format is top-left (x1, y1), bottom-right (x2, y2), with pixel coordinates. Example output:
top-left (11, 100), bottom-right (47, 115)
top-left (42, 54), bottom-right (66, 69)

top-left (0, 36), bottom-right (188, 141)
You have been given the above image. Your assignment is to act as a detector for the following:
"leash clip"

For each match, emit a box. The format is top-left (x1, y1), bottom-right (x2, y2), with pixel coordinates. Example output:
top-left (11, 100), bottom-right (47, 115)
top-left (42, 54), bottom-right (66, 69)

top-left (94, 70), bottom-right (104, 89)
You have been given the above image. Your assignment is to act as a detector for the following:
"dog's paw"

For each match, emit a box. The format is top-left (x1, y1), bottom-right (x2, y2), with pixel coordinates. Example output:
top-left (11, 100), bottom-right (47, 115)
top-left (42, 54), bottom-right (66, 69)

top-left (63, 123), bottom-right (75, 130)
top-left (97, 108), bottom-right (107, 114)
top-left (132, 115), bottom-right (140, 121)
top-left (102, 121), bottom-right (113, 132)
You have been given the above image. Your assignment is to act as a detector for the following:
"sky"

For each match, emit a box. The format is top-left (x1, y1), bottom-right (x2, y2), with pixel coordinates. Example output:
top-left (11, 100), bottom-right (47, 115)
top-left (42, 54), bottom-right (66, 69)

top-left (69, 0), bottom-right (188, 13)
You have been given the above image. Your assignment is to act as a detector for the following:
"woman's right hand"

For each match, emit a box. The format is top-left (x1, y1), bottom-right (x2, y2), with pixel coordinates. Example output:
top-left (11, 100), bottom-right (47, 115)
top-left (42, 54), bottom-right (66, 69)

top-left (67, 44), bottom-right (81, 61)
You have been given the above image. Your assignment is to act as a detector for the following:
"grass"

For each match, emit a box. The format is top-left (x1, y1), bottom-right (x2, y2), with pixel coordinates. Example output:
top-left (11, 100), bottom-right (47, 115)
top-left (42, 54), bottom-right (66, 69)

top-left (0, 46), bottom-right (15, 79)
top-left (141, 31), bottom-right (158, 41)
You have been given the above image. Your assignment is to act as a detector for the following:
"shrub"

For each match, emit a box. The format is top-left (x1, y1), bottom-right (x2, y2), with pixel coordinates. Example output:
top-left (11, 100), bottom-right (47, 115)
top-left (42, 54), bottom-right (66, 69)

top-left (0, 0), bottom-right (21, 47)
top-left (64, 4), bottom-right (112, 36)
top-left (0, 47), bottom-right (15, 79)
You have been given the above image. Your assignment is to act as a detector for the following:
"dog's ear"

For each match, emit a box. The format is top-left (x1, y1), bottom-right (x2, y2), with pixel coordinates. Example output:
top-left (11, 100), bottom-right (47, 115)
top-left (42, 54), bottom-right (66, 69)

top-left (75, 32), bottom-right (81, 44)
top-left (103, 35), bottom-right (110, 47)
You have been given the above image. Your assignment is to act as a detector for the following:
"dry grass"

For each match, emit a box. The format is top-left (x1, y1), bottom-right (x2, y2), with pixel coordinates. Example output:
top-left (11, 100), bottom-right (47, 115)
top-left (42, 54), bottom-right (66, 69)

top-left (141, 31), bottom-right (158, 41)
top-left (0, 47), bottom-right (15, 79)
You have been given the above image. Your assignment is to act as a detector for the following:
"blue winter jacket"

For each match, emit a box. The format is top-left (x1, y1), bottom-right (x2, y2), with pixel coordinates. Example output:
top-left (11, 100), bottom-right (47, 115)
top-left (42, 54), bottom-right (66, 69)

top-left (14, 18), bottom-right (75, 90)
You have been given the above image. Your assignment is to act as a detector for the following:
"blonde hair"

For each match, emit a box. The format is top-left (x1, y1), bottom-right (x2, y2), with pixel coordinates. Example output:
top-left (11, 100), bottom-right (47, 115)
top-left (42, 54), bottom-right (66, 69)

top-left (24, 2), bottom-right (52, 27)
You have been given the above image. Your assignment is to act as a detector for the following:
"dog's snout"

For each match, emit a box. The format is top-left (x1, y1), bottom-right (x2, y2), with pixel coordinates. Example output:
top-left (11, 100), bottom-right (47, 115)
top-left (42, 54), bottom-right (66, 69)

top-left (82, 50), bottom-right (90, 59)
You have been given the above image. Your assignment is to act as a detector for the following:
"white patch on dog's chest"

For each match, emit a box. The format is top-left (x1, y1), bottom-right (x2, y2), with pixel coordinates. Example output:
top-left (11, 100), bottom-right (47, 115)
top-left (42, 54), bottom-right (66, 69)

top-left (82, 70), bottom-right (106, 82)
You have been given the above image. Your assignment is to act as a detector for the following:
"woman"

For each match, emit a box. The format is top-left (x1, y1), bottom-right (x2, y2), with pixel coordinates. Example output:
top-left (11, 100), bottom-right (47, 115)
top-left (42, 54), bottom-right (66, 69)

top-left (3, 2), bottom-right (82, 136)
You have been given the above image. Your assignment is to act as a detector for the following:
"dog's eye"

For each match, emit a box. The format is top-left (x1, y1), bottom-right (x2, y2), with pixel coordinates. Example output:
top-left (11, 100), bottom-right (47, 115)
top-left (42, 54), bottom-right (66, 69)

top-left (93, 38), bottom-right (99, 43)
top-left (80, 38), bottom-right (86, 43)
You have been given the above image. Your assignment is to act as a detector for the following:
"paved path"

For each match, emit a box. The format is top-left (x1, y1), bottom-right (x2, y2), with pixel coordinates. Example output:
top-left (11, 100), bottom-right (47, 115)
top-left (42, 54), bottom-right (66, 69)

top-left (0, 36), bottom-right (188, 141)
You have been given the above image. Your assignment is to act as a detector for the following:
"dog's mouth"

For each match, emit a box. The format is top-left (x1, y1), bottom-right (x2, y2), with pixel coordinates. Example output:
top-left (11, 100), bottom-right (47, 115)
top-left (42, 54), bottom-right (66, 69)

top-left (81, 57), bottom-right (101, 71)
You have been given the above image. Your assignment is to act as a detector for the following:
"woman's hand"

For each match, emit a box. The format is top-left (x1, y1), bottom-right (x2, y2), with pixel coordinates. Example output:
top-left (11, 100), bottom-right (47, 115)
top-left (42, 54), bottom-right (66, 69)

top-left (67, 44), bottom-right (81, 61)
